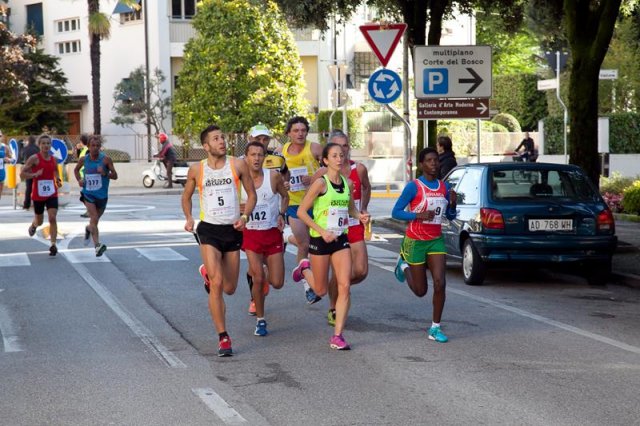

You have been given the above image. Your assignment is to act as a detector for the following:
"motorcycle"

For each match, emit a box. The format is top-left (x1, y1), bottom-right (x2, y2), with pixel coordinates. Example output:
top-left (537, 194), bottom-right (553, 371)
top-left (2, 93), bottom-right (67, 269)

top-left (142, 158), bottom-right (189, 188)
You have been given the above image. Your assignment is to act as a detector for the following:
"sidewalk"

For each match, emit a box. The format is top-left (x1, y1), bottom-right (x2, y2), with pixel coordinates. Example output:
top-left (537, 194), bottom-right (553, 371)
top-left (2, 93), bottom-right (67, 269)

top-left (3, 186), bottom-right (639, 287)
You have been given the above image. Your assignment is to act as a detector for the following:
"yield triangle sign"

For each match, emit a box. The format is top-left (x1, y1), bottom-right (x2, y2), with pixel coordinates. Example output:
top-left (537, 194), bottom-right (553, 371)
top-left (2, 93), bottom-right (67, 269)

top-left (359, 23), bottom-right (407, 67)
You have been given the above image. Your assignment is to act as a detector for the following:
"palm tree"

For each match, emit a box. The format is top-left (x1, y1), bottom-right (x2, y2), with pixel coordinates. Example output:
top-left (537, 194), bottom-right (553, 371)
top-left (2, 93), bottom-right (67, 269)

top-left (87, 0), bottom-right (139, 134)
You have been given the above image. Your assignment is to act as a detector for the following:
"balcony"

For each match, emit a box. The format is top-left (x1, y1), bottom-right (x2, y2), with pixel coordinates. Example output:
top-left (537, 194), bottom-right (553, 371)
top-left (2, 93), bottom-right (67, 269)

top-left (291, 27), bottom-right (321, 41)
top-left (169, 21), bottom-right (197, 43)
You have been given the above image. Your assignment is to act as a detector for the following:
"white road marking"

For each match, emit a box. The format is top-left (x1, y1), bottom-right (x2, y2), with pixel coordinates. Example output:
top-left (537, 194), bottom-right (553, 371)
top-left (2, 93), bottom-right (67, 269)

top-left (192, 388), bottom-right (247, 424)
top-left (0, 252), bottom-right (30, 267)
top-left (62, 248), bottom-right (111, 263)
top-left (136, 247), bottom-right (188, 261)
top-left (0, 301), bottom-right (24, 352)
top-left (369, 249), bottom-right (640, 356)
top-left (70, 261), bottom-right (186, 368)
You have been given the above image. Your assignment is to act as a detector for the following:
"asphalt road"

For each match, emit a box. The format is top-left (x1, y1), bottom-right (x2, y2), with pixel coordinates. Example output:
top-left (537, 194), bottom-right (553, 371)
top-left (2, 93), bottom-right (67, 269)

top-left (1, 194), bottom-right (639, 425)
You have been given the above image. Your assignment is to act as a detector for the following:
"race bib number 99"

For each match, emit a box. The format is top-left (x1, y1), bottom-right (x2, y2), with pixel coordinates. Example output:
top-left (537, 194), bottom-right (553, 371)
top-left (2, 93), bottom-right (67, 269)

top-left (423, 197), bottom-right (448, 225)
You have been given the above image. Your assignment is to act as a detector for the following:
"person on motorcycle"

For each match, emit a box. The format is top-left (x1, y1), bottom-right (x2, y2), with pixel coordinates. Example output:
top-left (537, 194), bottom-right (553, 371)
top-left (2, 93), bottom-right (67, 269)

top-left (154, 132), bottom-right (177, 188)
top-left (514, 132), bottom-right (537, 162)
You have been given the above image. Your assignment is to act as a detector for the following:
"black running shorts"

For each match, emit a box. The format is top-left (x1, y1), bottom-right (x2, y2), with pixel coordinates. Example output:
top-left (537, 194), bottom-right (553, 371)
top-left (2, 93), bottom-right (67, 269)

top-left (196, 222), bottom-right (243, 253)
top-left (309, 233), bottom-right (350, 256)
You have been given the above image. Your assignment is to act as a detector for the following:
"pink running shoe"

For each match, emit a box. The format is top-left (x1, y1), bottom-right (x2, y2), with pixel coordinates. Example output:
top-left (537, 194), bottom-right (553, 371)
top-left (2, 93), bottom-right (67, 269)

top-left (199, 264), bottom-right (211, 294)
top-left (292, 258), bottom-right (311, 283)
top-left (329, 334), bottom-right (351, 350)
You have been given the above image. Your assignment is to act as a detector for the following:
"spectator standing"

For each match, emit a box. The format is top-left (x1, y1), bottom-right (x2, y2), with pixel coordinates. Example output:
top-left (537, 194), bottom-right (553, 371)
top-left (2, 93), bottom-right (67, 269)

top-left (21, 135), bottom-right (40, 209)
top-left (436, 135), bottom-right (457, 179)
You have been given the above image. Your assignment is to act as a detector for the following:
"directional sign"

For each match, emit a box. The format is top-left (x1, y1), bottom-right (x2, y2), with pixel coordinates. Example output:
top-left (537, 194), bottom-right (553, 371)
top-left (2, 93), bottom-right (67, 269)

top-left (417, 98), bottom-right (490, 120)
top-left (537, 78), bottom-right (558, 91)
top-left (50, 138), bottom-right (68, 164)
top-left (414, 46), bottom-right (492, 98)
top-left (368, 69), bottom-right (402, 104)
top-left (599, 69), bottom-right (618, 80)
top-left (9, 139), bottom-right (19, 164)
top-left (359, 23), bottom-right (407, 67)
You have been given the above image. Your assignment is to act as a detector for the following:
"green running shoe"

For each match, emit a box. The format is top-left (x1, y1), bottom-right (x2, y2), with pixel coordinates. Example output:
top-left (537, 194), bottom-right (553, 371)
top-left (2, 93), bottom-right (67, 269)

top-left (327, 309), bottom-right (336, 327)
top-left (428, 325), bottom-right (448, 343)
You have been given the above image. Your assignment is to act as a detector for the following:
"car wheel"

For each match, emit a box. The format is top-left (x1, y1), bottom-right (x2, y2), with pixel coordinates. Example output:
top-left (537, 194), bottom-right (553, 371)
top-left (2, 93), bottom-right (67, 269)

top-left (462, 239), bottom-right (486, 286)
top-left (142, 176), bottom-right (154, 188)
top-left (585, 257), bottom-right (612, 286)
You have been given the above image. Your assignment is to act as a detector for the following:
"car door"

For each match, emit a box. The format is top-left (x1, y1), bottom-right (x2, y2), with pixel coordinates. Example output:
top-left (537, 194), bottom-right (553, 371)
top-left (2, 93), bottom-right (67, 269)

top-left (441, 168), bottom-right (467, 256)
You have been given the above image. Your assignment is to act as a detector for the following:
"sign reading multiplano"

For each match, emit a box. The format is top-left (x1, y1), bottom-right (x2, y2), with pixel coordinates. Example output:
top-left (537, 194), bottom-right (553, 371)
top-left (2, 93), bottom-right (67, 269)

top-left (414, 46), bottom-right (492, 98)
top-left (417, 98), bottom-right (490, 120)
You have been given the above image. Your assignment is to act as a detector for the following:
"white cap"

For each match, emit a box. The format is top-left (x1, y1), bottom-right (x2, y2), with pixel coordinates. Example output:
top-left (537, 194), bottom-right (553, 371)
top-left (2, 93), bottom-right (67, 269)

top-left (249, 123), bottom-right (272, 138)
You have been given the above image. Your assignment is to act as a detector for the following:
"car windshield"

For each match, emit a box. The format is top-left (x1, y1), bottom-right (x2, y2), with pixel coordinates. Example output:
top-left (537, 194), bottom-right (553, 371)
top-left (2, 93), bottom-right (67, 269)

top-left (491, 168), bottom-right (599, 201)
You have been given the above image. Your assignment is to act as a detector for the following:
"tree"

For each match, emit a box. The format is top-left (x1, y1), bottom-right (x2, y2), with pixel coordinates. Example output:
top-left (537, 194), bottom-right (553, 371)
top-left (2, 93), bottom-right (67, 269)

top-left (173, 0), bottom-right (307, 141)
top-left (87, 0), bottom-right (139, 135)
top-left (563, 0), bottom-right (624, 185)
top-left (112, 66), bottom-right (171, 135)
top-left (275, 0), bottom-right (524, 166)
top-left (0, 22), bottom-right (36, 124)
top-left (2, 49), bottom-right (71, 134)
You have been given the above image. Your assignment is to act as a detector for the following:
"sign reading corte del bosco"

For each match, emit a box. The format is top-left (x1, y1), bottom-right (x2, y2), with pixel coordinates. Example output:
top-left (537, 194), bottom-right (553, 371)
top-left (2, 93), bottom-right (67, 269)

top-left (414, 46), bottom-right (492, 99)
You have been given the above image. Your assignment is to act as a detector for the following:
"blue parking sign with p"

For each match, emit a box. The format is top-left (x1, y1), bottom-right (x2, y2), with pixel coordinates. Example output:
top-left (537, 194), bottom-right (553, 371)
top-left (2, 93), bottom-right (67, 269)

top-left (423, 68), bottom-right (448, 95)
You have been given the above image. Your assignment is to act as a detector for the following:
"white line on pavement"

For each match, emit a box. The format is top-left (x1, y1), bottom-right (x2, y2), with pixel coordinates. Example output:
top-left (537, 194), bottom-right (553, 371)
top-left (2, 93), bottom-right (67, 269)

top-left (192, 388), bottom-right (247, 424)
top-left (136, 247), bottom-right (188, 261)
top-left (0, 252), bottom-right (30, 267)
top-left (0, 301), bottom-right (24, 352)
top-left (70, 261), bottom-right (187, 368)
top-left (369, 249), bottom-right (640, 356)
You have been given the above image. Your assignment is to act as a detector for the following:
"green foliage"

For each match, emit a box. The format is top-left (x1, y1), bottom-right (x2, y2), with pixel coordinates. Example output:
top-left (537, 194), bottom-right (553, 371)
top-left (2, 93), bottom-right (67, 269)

top-left (437, 120), bottom-right (508, 156)
top-left (609, 113), bottom-right (640, 153)
top-left (600, 172), bottom-right (635, 195)
top-left (544, 112), bottom-right (640, 155)
top-left (491, 113), bottom-right (521, 132)
top-left (1, 48), bottom-right (71, 133)
top-left (622, 180), bottom-right (640, 214)
top-left (476, 10), bottom-right (540, 75)
top-left (0, 23), bottom-right (36, 121)
top-left (600, 15), bottom-right (640, 114)
top-left (316, 109), bottom-right (363, 148)
top-left (173, 0), bottom-right (307, 143)
top-left (112, 66), bottom-right (171, 135)
top-left (493, 74), bottom-right (547, 130)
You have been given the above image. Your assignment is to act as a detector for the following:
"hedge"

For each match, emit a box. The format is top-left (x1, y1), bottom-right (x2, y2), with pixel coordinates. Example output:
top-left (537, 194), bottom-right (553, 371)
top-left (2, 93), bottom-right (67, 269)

top-left (493, 74), bottom-right (547, 131)
top-left (492, 113), bottom-right (521, 132)
top-left (316, 109), bottom-right (363, 148)
top-left (543, 112), bottom-right (640, 154)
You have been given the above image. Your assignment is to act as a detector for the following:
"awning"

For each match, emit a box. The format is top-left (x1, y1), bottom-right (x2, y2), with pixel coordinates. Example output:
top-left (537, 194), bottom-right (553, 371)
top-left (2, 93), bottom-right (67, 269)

top-left (112, 0), bottom-right (141, 14)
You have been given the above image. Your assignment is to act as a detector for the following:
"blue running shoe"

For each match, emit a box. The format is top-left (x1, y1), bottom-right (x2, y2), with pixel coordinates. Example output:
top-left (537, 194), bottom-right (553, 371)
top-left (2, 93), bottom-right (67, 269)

top-left (305, 288), bottom-right (322, 305)
top-left (394, 255), bottom-right (407, 282)
top-left (254, 319), bottom-right (268, 336)
top-left (428, 325), bottom-right (448, 343)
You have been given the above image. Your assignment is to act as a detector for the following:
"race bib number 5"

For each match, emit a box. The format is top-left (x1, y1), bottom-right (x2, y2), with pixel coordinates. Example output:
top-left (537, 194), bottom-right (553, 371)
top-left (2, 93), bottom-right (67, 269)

top-left (289, 167), bottom-right (308, 192)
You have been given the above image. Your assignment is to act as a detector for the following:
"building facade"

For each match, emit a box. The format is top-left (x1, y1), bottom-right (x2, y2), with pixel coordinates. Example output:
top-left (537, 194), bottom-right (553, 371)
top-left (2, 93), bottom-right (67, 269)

top-left (5, 0), bottom-right (474, 159)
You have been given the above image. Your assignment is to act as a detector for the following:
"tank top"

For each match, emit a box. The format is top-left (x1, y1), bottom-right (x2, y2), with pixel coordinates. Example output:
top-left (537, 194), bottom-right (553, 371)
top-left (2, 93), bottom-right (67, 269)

top-left (81, 152), bottom-right (110, 199)
top-left (197, 157), bottom-right (240, 225)
top-left (240, 169), bottom-right (280, 230)
top-left (347, 161), bottom-right (363, 227)
top-left (311, 175), bottom-right (350, 238)
top-left (406, 178), bottom-right (449, 241)
top-left (31, 153), bottom-right (58, 201)
top-left (282, 141), bottom-right (319, 206)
